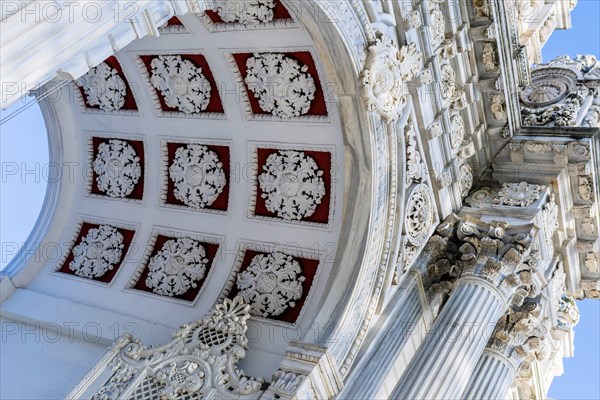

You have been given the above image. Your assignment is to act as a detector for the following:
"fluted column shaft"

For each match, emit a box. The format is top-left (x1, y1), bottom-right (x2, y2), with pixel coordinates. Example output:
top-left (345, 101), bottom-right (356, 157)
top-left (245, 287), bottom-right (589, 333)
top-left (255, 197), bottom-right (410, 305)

top-left (462, 349), bottom-right (517, 399)
top-left (389, 277), bottom-right (506, 400)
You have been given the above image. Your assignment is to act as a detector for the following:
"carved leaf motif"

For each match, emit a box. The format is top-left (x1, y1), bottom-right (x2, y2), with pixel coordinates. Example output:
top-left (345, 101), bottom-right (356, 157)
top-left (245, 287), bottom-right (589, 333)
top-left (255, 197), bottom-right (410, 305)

top-left (76, 62), bottom-right (126, 111)
top-left (236, 252), bottom-right (305, 317)
top-left (258, 150), bottom-right (326, 220)
top-left (215, 0), bottom-right (275, 26)
top-left (70, 225), bottom-right (124, 279)
top-left (245, 53), bottom-right (316, 118)
top-left (93, 139), bottom-right (141, 198)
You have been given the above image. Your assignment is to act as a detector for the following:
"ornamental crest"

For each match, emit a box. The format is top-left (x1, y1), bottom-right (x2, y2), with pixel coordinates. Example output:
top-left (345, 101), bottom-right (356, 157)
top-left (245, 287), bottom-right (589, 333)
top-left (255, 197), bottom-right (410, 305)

top-left (76, 62), bottom-right (126, 111)
top-left (93, 139), bottom-right (142, 198)
top-left (150, 55), bottom-right (212, 114)
top-left (146, 238), bottom-right (208, 297)
top-left (237, 252), bottom-right (305, 317)
top-left (258, 150), bottom-right (326, 220)
top-left (169, 144), bottom-right (227, 209)
top-left (69, 225), bottom-right (124, 279)
top-left (245, 53), bottom-right (316, 118)
top-left (362, 34), bottom-right (422, 122)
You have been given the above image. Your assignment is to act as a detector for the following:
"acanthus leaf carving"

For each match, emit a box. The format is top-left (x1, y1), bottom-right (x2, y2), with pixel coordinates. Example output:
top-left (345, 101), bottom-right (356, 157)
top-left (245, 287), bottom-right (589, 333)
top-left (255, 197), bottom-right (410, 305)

top-left (76, 62), bottom-right (126, 112)
top-left (70, 225), bottom-right (124, 279)
top-left (93, 139), bottom-right (141, 198)
top-left (214, 0), bottom-right (275, 26)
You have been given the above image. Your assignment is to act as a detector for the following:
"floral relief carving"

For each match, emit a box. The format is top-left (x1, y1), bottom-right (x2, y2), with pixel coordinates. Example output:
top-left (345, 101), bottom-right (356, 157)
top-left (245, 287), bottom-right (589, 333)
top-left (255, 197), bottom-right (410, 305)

top-left (491, 94), bottom-right (506, 120)
top-left (522, 86), bottom-right (587, 127)
top-left (458, 163), bottom-right (473, 197)
top-left (440, 63), bottom-right (457, 100)
top-left (258, 150), bottom-right (326, 221)
top-left (150, 55), bottom-right (212, 114)
top-left (429, 8), bottom-right (446, 48)
top-left (146, 238), bottom-right (209, 297)
top-left (405, 184), bottom-right (434, 246)
top-left (214, 0), bottom-right (275, 26)
top-left (362, 34), bottom-right (422, 122)
top-left (69, 225), bottom-right (124, 279)
top-left (494, 181), bottom-right (544, 207)
top-left (557, 295), bottom-right (580, 328)
top-left (405, 121), bottom-right (425, 183)
top-left (450, 114), bottom-right (466, 149)
top-left (236, 252), bottom-right (305, 317)
top-left (169, 144), bottom-right (227, 209)
top-left (577, 175), bottom-right (594, 201)
top-left (93, 139), bottom-right (141, 198)
top-left (76, 62), bottom-right (126, 112)
top-left (482, 42), bottom-right (498, 72)
top-left (245, 53), bottom-right (316, 119)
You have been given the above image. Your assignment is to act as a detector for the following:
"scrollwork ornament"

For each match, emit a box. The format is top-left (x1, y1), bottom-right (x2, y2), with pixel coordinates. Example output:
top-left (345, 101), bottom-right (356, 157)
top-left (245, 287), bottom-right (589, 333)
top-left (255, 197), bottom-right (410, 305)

top-left (169, 144), bottom-right (227, 209)
top-left (258, 150), bottom-right (326, 221)
top-left (458, 164), bottom-right (474, 197)
top-left (362, 35), bottom-right (422, 122)
top-left (69, 225), bottom-right (124, 279)
top-left (76, 62), bottom-right (126, 112)
top-left (215, 0), bottom-right (275, 26)
top-left (150, 55), bottom-right (212, 114)
top-left (405, 184), bottom-right (434, 246)
top-left (245, 53), bottom-right (316, 118)
top-left (146, 238), bottom-right (208, 297)
top-left (236, 252), bottom-right (305, 317)
top-left (93, 140), bottom-right (141, 198)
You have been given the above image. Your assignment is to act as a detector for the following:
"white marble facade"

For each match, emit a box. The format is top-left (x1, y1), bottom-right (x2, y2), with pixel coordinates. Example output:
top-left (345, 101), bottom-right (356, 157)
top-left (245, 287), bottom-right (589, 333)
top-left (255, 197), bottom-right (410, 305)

top-left (0, 0), bottom-right (598, 399)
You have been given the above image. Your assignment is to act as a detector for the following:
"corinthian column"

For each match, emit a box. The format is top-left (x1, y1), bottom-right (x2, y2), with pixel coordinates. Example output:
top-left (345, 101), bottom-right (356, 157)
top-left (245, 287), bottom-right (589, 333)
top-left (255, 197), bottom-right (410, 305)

top-left (389, 215), bottom-right (539, 400)
top-left (462, 299), bottom-right (550, 400)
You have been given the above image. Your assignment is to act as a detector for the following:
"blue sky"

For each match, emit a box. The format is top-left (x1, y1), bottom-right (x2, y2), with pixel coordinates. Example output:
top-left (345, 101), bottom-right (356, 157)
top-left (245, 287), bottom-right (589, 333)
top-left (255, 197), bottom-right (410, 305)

top-left (1, 2), bottom-right (599, 398)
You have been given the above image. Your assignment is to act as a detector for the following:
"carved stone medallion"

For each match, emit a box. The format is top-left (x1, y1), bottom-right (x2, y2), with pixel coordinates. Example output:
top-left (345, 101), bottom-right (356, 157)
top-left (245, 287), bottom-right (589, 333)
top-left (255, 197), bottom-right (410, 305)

top-left (236, 252), bottom-right (305, 317)
top-left (69, 225), bottom-right (124, 279)
top-left (405, 184), bottom-right (434, 246)
top-left (93, 139), bottom-right (142, 198)
top-left (76, 62), bottom-right (126, 111)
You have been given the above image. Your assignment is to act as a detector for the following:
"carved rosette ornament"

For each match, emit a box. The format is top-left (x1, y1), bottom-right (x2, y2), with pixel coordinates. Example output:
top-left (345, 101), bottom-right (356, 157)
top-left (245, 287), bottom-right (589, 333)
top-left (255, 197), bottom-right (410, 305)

top-left (458, 163), bottom-right (474, 197)
top-left (245, 53), bottom-right (316, 118)
top-left (236, 252), bottom-right (305, 317)
top-left (85, 297), bottom-right (263, 400)
top-left (405, 184), bottom-right (434, 246)
top-left (362, 34), bottom-right (422, 122)
top-left (93, 140), bottom-right (141, 198)
top-left (150, 55), bottom-right (212, 114)
top-left (169, 144), bottom-right (226, 209)
top-left (258, 150), bottom-right (326, 221)
top-left (76, 62), bottom-right (126, 111)
top-left (450, 114), bottom-right (466, 149)
top-left (146, 238), bottom-right (208, 297)
top-left (69, 225), bottom-right (124, 279)
top-left (494, 182), bottom-right (544, 207)
top-left (429, 9), bottom-right (446, 49)
top-left (214, 0), bottom-right (275, 26)
top-left (440, 63), bottom-right (457, 100)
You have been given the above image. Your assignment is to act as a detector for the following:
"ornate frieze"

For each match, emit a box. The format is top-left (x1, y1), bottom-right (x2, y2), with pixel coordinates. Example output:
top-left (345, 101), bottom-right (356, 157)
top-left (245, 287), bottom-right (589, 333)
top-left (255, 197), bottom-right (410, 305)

top-left (146, 238), bottom-right (208, 297)
top-left (236, 252), bottom-right (305, 317)
top-left (150, 55), bottom-right (212, 114)
top-left (81, 297), bottom-right (263, 399)
top-left (169, 144), bottom-right (227, 209)
top-left (465, 182), bottom-right (545, 208)
top-left (245, 53), bottom-right (316, 118)
top-left (93, 139), bottom-right (142, 199)
top-left (76, 62), bottom-right (126, 112)
top-left (69, 225), bottom-right (124, 279)
top-left (362, 34), bottom-right (422, 122)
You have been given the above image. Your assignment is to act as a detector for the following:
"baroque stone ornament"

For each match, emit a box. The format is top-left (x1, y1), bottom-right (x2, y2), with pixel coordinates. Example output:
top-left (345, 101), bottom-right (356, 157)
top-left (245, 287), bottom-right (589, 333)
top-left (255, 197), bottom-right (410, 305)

top-left (84, 297), bottom-right (263, 400)
top-left (494, 182), bottom-right (544, 207)
top-left (362, 34), bottom-right (422, 122)
top-left (76, 62), bottom-right (126, 112)
top-left (145, 238), bottom-right (208, 297)
top-left (429, 8), bottom-right (446, 49)
top-left (93, 139), bottom-right (142, 198)
top-left (215, 0), bottom-right (275, 26)
top-left (69, 225), bottom-right (124, 279)
top-left (150, 55), bottom-right (212, 114)
top-left (557, 295), bottom-right (580, 328)
top-left (258, 150), bottom-right (326, 221)
top-left (405, 184), bottom-right (434, 246)
top-left (169, 144), bottom-right (227, 209)
top-left (450, 114), bottom-right (466, 149)
top-left (245, 53), bottom-right (316, 118)
top-left (458, 163), bottom-right (474, 197)
top-left (440, 63), bottom-right (457, 100)
top-left (236, 252), bottom-right (305, 317)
